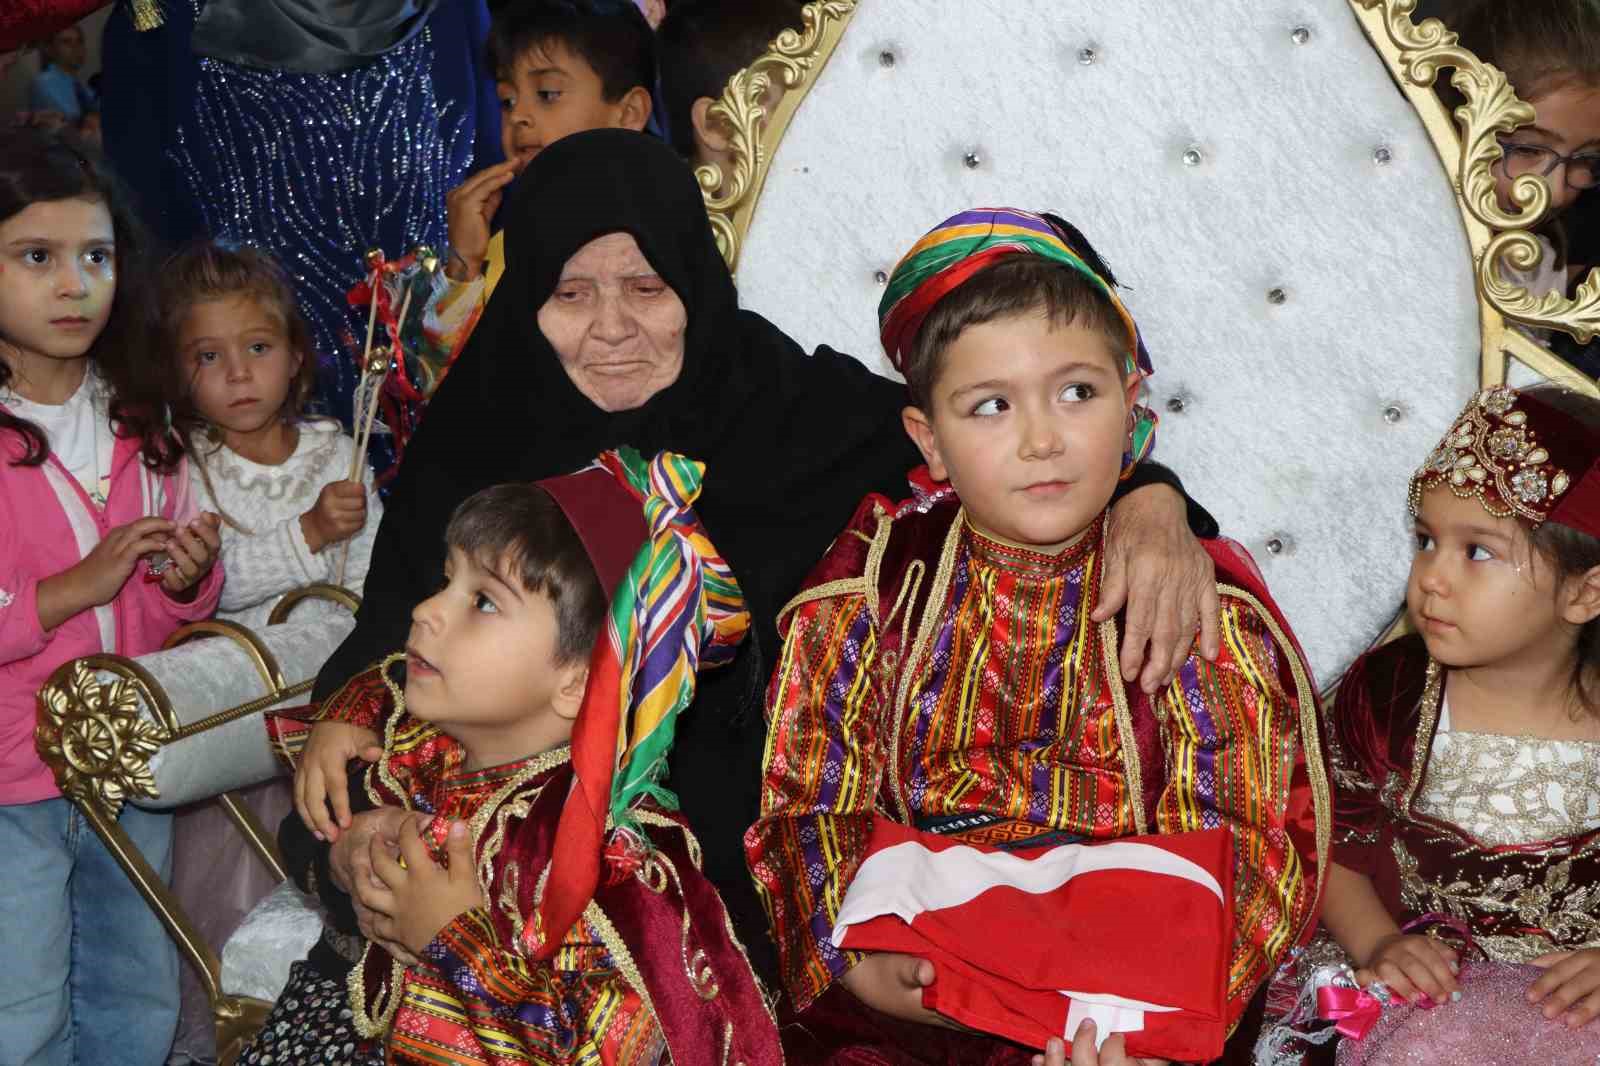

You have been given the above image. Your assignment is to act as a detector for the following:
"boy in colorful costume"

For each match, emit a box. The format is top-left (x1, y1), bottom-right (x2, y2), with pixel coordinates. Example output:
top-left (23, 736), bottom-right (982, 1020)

top-left (744, 209), bottom-right (1330, 1065)
top-left (261, 450), bottom-right (779, 1065)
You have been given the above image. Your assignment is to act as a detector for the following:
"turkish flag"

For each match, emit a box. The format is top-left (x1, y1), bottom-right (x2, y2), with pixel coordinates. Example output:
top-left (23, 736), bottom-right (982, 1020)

top-left (833, 818), bottom-right (1235, 1063)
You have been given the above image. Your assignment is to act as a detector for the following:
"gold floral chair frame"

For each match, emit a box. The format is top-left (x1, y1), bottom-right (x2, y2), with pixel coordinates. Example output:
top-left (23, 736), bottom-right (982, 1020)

top-left (699, 0), bottom-right (1600, 394)
top-left (34, 584), bottom-right (358, 1066)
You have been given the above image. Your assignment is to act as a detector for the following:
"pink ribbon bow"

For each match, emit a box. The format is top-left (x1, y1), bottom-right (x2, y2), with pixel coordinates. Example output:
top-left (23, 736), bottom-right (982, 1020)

top-left (1317, 986), bottom-right (1384, 1040)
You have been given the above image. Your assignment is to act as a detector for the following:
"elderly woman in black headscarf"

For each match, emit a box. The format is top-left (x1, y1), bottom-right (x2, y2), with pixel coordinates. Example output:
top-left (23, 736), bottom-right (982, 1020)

top-left (289, 130), bottom-right (1221, 980)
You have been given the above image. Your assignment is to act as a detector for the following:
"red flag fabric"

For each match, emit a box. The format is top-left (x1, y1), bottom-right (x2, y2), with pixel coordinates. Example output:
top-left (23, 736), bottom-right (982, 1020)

top-left (833, 818), bottom-right (1235, 1063)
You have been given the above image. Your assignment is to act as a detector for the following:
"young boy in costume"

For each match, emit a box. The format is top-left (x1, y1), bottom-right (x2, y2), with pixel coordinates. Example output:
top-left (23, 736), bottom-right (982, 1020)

top-left (425, 0), bottom-right (655, 362)
top-left (745, 209), bottom-right (1330, 1066)
top-left (248, 451), bottom-right (779, 1066)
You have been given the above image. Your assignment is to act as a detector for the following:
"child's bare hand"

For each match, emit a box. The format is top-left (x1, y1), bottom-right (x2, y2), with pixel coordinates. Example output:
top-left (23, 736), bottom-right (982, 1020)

top-left (1036, 1020), bottom-right (1165, 1066)
top-left (444, 160), bottom-right (519, 281)
top-left (365, 816), bottom-right (485, 957)
top-left (838, 952), bottom-right (959, 1029)
top-left (1528, 948), bottom-right (1600, 1028)
top-left (300, 481), bottom-right (368, 553)
top-left (1356, 933), bottom-right (1459, 1005)
top-left (329, 806), bottom-right (416, 964)
top-left (294, 719), bottom-right (382, 840)
top-left (160, 512), bottom-right (222, 599)
top-left (73, 516), bottom-right (176, 607)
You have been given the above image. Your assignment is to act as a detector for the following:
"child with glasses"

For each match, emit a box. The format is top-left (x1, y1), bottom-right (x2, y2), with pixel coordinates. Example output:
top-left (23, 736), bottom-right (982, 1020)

top-left (1450, 0), bottom-right (1600, 351)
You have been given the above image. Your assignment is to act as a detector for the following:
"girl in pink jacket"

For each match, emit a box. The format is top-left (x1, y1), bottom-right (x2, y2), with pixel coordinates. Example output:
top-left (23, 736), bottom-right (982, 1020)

top-left (0, 126), bottom-right (222, 1066)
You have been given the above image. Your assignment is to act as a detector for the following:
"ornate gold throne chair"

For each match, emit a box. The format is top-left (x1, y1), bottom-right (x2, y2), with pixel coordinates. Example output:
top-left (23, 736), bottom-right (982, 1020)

top-left (701, 0), bottom-right (1599, 682)
top-left (34, 589), bottom-right (356, 1064)
top-left (33, 0), bottom-right (1600, 1061)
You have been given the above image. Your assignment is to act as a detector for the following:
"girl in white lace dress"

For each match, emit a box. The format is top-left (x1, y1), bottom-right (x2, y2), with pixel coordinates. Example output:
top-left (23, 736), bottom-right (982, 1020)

top-left (152, 241), bottom-right (382, 1060)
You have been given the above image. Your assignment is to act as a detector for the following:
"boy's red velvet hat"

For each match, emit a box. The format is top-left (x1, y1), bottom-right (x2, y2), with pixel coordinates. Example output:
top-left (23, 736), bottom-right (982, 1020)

top-left (534, 466), bottom-right (649, 599)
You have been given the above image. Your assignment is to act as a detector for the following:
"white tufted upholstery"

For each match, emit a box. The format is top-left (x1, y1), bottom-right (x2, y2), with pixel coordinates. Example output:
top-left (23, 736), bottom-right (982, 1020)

top-left (736, 0), bottom-right (1483, 681)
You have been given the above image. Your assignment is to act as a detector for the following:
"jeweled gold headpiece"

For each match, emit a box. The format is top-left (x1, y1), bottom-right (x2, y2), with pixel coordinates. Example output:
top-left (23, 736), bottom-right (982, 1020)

top-left (1409, 386), bottom-right (1600, 537)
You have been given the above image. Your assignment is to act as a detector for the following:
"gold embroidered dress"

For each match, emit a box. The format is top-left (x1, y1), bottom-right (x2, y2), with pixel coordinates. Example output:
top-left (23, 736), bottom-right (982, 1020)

top-left (1328, 635), bottom-right (1600, 963)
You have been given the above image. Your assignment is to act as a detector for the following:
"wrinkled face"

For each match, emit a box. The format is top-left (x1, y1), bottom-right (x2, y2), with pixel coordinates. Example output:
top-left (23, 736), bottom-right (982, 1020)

top-left (405, 547), bottom-right (565, 744)
top-left (1407, 486), bottom-right (1572, 669)
top-left (497, 41), bottom-right (638, 172)
top-left (538, 231), bottom-right (688, 412)
top-left (180, 294), bottom-right (303, 440)
top-left (1493, 82), bottom-right (1600, 218)
top-left (903, 313), bottom-right (1139, 554)
top-left (0, 197), bottom-right (114, 370)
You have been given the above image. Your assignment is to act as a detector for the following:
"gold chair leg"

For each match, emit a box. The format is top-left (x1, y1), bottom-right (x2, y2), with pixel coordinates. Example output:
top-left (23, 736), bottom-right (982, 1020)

top-left (216, 995), bottom-right (275, 1066)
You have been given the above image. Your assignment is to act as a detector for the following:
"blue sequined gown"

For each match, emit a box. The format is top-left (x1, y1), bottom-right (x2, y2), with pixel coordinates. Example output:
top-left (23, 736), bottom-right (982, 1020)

top-left (99, 0), bottom-right (501, 476)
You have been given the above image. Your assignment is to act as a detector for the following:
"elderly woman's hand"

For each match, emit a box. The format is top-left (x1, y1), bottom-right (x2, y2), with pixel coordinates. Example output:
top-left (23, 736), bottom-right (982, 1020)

top-left (1094, 484), bottom-right (1219, 694)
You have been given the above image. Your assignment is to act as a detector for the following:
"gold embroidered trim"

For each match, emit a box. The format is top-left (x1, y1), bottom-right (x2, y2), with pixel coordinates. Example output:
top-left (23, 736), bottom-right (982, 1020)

top-left (1217, 584), bottom-right (1335, 904)
top-left (347, 950), bottom-right (404, 1039)
top-left (582, 900), bottom-right (660, 1046)
top-left (887, 509), bottom-right (964, 824)
top-left (631, 811), bottom-right (780, 1028)
top-left (1403, 658), bottom-right (1446, 815)
top-left (1098, 615), bottom-right (1149, 837)
top-left (775, 577), bottom-right (871, 631)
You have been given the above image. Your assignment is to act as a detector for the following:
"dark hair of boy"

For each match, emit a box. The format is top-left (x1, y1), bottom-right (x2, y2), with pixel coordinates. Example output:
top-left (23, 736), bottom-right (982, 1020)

top-left (486, 0), bottom-right (655, 103)
top-left (1446, 0), bottom-right (1600, 97)
top-left (446, 483), bottom-right (609, 664)
top-left (901, 215), bottom-right (1131, 411)
top-left (155, 241), bottom-right (319, 447)
top-left (656, 0), bottom-right (806, 158)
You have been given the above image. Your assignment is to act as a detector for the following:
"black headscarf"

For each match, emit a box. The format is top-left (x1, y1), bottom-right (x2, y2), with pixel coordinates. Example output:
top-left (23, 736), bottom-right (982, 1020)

top-left (313, 129), bottom-right (922, 974)
top-left (311, 129), bottom-right (1209, 979)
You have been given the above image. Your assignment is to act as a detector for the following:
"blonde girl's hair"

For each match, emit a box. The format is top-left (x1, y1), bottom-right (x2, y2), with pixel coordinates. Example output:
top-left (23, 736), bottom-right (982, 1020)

top-left (154, 241), bottom-right (321, 530)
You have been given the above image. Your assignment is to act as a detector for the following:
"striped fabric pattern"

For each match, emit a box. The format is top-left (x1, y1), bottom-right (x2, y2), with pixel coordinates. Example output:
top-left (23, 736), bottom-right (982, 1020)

top-left (530, 448), bottom-right (750, 959)
top-left (746, 515), bottom-right (1315, 1018)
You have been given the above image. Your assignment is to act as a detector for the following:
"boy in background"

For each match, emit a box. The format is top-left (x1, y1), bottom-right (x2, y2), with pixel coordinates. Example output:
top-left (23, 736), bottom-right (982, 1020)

top-left (656, 0), bottom-right (804, 190)
top-left (426, 0), bottom-right (655, 360)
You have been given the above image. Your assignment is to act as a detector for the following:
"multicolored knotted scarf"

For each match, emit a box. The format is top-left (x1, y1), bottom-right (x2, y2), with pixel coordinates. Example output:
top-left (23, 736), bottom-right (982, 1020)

top-left (878, 207), bottom-right (1159, 477)
top-left (527, 447), bottom-right (750, 959)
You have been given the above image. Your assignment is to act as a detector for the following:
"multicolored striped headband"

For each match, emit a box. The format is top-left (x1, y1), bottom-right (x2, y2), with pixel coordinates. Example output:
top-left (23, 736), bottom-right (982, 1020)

top-left (878, 207), bottom-right (1158, 476)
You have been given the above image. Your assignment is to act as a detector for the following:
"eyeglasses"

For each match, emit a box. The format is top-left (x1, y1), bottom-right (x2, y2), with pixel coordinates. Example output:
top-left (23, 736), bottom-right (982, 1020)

top-left (1496, 140), bottom-right (1600, 191)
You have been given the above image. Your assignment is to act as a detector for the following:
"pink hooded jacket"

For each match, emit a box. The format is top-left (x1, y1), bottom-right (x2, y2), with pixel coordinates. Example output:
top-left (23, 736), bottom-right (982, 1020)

top-left (0, 428), bottom-right (223, 804)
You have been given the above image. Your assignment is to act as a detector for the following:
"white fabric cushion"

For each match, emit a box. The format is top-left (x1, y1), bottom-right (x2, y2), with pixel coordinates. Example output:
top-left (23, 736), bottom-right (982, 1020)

top-left (222, 878), bottom-right (326, 1003)
top-left (735, 0), bottom-right (1481, 679)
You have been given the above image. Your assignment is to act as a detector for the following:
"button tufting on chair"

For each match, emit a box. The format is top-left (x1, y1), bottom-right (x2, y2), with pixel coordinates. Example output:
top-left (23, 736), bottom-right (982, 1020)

top-left (1267, 286), bottom-right (1288, 305)
top-left (1078, 46), bottom-right (1098, 65)
top-left (874, 269), bottom-right (889, 285)
top-left (1383, 403), bottom-right (1406, 424)
top-left (1166, 394), bottom-right (1190, 414)
top-left (1291, 26), bottom-right (1312, 45)
top-left (963, 150), bottom-right (983, 169)
top-left (1265, 535), bottom-right (1292, 556)
top-left (878, 49), bottom-right (897, 68)
top-left (1373, 145), bottom-right (1394, 165)
top-left (1182, 146), bottom-right (1204, 167)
